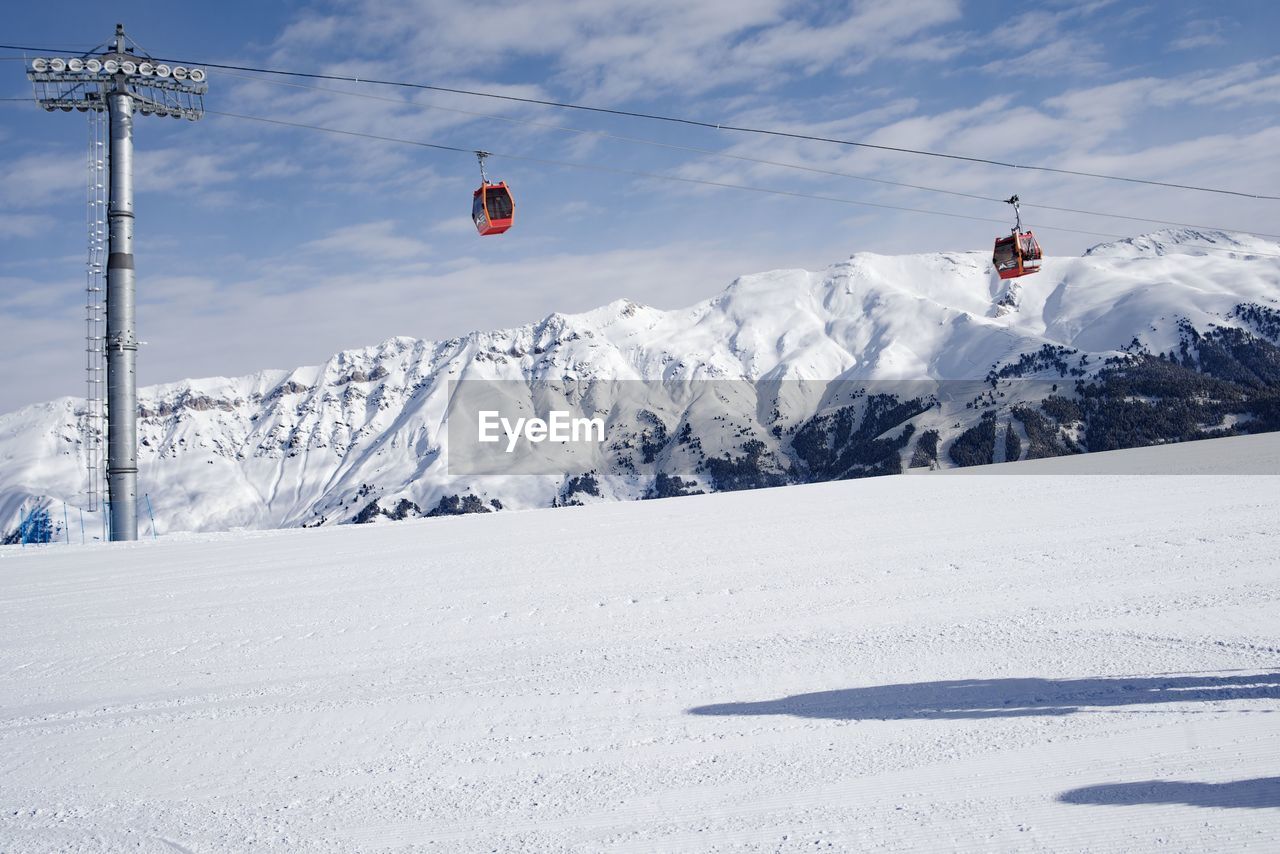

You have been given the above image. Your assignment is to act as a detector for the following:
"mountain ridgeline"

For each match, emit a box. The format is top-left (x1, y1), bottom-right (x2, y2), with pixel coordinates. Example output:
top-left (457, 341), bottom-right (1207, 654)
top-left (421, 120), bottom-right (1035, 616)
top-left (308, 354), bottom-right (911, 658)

top-left (3, 229), bottom-right (1279, 536)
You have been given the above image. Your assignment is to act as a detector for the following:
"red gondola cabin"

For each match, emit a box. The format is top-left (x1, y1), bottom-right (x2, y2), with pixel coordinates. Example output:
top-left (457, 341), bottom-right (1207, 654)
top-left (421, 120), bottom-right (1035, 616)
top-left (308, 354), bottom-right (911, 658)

top-left (992, 195), bottom-right (1042, 280)
top-left (992, 230), bottom-right (1042, 280)
top-left (472, 182), bottom-right (514, 236)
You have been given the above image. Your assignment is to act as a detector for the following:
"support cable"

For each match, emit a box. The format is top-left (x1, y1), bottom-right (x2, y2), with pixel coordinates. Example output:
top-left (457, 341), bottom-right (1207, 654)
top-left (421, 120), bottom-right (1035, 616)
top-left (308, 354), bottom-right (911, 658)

top-left (2, 43), bottom-right (1277, 200)
top-left (206, 108), bottom-right (1280, 256)
top-left (214, 71), bottom-right (1280, 239)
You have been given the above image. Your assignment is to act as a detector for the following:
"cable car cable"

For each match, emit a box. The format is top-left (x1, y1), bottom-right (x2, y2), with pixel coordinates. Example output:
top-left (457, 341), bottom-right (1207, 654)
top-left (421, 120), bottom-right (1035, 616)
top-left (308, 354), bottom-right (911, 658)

top-left (5, 77), bottom-right (1276, 248)
top-left (2, 43), bottom-right (1277, 201)
top-left (204, 108), bottom-right (1280, 257)
top-left (210, 109), bottom-right (478, 156)
top-left (134, 58), bottom-right (1280, 202)
top-left (215, 71), bottom-right (1280, 240)
top-left (219, 70), bottom-right (1001, 202)
top-left (202, 108), bottom-right (1056, 231)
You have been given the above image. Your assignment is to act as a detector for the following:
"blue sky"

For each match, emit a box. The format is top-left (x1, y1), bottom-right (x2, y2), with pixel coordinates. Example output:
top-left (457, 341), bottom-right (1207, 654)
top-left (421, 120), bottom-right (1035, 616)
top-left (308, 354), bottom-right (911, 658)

top-left (2, 0), bottom-right (1279, 411)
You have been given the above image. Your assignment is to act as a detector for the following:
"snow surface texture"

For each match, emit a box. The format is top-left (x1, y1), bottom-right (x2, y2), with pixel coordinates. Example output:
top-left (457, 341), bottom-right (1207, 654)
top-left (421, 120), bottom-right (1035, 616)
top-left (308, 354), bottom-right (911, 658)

top-left (2, 228), bottom-right (1280, 535)
top-left (2, 434), bottom-right (1278, 852)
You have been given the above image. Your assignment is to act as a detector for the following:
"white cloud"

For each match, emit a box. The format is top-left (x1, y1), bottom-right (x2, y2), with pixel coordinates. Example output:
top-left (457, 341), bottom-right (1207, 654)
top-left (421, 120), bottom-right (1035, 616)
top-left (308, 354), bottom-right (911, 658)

top-left (0, 151), bottom-right (83, 208)
top-left (978, 35), bottom-right (1108, 78)
top-left (973, 1), bottom-right (1144, 78)
top-left (725, 0), bottom-right (964, 79)
top-left (267, 0), bottom-right (967, 102)
top-left (303, 220), bottom-right (432, 261)
top-left (133, 147), bottom-right (237, 195)
top-left (0, 214), bottom-right (55, 239)
top-left (1170, 32), bottom-right (1225, 51)
top-left (1168, 18), bottom-right (1227, 51)
top-left (1043, 60), bottom-right (1280, 129)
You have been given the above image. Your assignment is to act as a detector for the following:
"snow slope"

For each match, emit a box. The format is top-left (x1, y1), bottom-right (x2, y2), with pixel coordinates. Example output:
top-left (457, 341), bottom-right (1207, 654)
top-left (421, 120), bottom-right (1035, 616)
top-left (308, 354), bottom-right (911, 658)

top-left (2, 433), bottom-right (1278, 852)
top-left (2, 228), bottom-right (1280, 535)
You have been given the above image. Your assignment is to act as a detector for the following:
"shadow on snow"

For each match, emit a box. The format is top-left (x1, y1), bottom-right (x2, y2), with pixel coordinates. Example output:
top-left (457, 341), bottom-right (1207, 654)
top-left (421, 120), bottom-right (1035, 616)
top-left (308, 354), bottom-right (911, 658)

top-left (687, 671), bottom-right (1280, 721)
top-left (1058, 777), bottom-right (1280, 809)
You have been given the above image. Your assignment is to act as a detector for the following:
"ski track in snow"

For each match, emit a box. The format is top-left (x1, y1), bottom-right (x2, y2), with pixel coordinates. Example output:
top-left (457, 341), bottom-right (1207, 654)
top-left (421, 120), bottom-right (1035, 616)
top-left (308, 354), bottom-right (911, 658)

top-left (1, 436), bottom-right (1279, 851)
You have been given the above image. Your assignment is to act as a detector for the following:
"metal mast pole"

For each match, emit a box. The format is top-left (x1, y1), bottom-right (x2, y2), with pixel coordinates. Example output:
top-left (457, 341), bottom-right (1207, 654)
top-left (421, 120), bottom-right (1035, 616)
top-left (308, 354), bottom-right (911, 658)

top-left (105, 24), bottom-right (138, 541)
top-left (27, 27), bottom-right (207, 542)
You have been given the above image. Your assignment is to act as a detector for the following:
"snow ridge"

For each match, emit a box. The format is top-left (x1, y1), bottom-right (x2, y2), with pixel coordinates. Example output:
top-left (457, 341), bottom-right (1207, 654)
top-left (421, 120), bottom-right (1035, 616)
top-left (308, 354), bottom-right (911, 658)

top-left (2, 230), bottom-right (1279, 534)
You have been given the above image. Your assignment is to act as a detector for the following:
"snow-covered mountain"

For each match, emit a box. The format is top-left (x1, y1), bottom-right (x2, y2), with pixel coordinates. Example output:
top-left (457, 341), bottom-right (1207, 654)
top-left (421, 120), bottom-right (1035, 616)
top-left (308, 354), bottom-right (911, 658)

top-left (4, 228), bottom-right (1280, 536)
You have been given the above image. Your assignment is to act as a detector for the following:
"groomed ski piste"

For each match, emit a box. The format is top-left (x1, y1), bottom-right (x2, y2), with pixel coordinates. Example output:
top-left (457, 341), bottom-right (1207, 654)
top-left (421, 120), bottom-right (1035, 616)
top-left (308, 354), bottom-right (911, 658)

top-left (2, 432), bottom-right (1278, 852)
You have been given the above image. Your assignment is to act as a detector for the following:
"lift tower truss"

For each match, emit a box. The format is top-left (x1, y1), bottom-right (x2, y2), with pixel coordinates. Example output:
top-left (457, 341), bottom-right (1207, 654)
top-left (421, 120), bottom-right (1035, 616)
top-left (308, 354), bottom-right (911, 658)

top-left (28, 25), bottom-right (206, 540)
top-left (85, 108), bottom-right (106, 512)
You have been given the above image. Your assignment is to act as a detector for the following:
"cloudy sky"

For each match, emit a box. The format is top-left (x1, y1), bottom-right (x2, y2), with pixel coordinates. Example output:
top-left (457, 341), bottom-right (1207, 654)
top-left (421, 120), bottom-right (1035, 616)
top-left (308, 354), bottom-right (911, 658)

top-left (2, 0), bottom-right (1278, 412)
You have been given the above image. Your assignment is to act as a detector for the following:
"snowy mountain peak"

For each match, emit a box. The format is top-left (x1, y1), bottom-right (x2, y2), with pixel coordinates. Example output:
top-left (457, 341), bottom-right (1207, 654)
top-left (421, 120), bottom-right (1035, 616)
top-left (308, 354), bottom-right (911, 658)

top-left (4, 231), bottom-right (1280, 536)
top-left (1084, 228), bottom-right (1274, 258)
